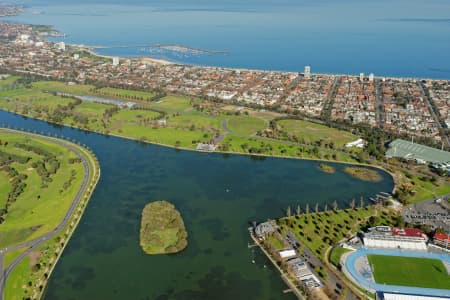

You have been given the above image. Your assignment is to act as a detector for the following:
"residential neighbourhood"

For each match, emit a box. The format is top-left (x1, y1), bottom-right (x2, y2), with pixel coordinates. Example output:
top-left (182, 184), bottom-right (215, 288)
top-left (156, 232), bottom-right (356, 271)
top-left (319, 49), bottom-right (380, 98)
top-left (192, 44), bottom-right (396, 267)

top-left (0, 22), bottom-right (448, 148)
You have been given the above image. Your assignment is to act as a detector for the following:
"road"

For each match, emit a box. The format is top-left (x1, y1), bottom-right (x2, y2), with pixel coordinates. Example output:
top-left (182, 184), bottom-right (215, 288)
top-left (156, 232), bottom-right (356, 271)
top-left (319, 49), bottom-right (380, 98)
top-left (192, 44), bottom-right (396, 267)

top-left (286, 231), bottom-right (360, 300)
top-left (320, 76), bottom-right (341, 120)
top-left (417, 80), bottom-right (450, 147)
top-left (375, 79), bottom-right (384, 129)
top-left (0, 129), bottom-right (95, 300)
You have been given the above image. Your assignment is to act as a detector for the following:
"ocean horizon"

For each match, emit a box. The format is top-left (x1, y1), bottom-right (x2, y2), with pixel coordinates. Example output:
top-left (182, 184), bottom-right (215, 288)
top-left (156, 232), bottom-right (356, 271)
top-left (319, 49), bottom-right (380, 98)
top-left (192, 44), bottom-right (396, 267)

top-left (5, 0), bottom-right (450, 79)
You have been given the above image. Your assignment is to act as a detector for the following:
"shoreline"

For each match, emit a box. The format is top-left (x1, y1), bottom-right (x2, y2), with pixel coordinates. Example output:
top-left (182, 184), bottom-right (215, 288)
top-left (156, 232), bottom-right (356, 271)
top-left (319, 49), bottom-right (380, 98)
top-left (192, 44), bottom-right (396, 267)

top-left (76, 44), bottom-right (449, 81)
top-left (0, 128), bottom-right (100, 300)
top-left (32, 31), bottom-right (449, 81)
top-left (2, 8), bottom-right (450, 80)
top-left (0, 108), bottom-right (397, 195)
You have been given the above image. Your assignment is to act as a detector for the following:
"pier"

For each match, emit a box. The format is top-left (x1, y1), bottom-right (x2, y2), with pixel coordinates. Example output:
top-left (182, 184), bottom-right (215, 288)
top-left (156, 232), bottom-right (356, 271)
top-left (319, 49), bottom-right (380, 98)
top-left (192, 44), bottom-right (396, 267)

top-left (248, 227), bottom-right (306, 300)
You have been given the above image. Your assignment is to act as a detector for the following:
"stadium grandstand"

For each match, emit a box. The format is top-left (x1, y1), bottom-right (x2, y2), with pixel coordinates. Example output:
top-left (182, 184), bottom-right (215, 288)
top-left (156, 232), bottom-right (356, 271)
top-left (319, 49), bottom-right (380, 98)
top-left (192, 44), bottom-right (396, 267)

top-left (363, 226), bottom-right (428, 250)
top-left (376, 291), bottom-right (450, 300)
top-left (386, 139), bottom-right (450, 163)
top-left (433, 232), bottom-right (450, 250)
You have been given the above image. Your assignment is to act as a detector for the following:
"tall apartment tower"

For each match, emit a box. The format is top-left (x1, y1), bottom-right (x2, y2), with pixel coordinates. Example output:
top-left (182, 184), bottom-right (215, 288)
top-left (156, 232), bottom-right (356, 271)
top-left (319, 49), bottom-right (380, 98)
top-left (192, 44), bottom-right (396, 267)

top-left (359, 72), bottom-right (364, 81)
top-left (112, 56), bottom-right (120, 66)
top-left (369, 73), bottom-right (374, 82)
top-left (57, 41), bottom-right (65, 51)
top-left (304, 65), bottom-right (311, 78)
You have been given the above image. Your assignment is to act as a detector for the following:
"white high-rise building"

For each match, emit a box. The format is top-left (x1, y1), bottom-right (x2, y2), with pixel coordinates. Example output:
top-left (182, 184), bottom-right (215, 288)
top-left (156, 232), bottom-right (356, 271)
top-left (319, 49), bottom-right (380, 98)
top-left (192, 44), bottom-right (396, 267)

top-left (73, 53), bottom-right (80, 60)
top-left (57, 42), bottom-right (65, 51)
top-left (359, 72), bottom-right (364, 81)
top-left (112, 56), bottom-right (120, 66)
top-left (304, 65), bottom-right (311, 78)
top-left (369, 73), bottom-right (374, 82)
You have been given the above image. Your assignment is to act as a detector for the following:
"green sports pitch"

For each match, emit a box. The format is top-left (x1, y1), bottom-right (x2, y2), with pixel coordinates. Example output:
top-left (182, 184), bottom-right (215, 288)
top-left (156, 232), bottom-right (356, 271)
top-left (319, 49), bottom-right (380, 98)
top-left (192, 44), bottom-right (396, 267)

top-left (367, 255), bottom-right (450, 289)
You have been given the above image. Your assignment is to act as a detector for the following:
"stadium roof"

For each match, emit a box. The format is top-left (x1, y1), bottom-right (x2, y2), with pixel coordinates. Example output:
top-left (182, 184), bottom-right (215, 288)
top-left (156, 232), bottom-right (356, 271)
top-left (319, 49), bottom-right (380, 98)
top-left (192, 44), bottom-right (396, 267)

top-left (386, 139), bottom-right (450, 163)
top-left (434, 232), bottom-right (450, 242)
top-left (392, 227), bottom-right (424, 238)
top-left (376, 291), bottom-right (450, 300)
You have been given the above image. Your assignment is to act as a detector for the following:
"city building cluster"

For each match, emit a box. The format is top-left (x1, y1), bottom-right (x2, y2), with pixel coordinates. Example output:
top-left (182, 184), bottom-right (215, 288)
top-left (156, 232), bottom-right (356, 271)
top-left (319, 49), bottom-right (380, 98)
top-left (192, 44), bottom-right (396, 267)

top-left (382, 78), bottom-right (440, 140)
top-left (427, 80), bottom-right (450, 128)
top-left (331, 75), bottom-right (377, 126)
top-left (0, 5), bottom-right (22, 17)
top-left (0, 22), bottom-right (449, 143)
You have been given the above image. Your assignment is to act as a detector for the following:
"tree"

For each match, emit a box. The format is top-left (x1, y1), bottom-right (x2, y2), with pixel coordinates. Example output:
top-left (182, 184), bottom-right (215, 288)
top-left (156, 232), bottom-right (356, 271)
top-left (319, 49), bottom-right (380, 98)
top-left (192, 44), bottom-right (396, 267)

top-left (296, 205), bottom-right (301, 216)
top-left (286, 206), bottom-right (291, 218)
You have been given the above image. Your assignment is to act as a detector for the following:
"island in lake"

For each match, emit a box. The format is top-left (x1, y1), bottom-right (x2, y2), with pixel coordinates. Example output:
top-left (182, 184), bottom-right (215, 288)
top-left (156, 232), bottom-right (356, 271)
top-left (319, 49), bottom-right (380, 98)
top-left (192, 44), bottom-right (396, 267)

top-left (343, 166), bottom-right (383, 182)
top-left (140, 200), bottom-right (188, 255)
top-left (318, 163), bottom-right (336, 174)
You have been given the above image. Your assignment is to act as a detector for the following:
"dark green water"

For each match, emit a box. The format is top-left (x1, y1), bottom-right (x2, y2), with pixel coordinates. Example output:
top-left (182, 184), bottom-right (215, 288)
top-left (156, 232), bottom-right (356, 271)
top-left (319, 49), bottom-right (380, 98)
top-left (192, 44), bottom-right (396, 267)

top-left (0, 111), bottom-right (394, 300)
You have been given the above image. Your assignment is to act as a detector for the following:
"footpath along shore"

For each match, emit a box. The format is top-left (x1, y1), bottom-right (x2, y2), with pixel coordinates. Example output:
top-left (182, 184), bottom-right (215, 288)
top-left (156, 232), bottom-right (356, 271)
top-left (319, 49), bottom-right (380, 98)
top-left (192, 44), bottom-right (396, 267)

top-left (0, 128), bottom-right (100, 300)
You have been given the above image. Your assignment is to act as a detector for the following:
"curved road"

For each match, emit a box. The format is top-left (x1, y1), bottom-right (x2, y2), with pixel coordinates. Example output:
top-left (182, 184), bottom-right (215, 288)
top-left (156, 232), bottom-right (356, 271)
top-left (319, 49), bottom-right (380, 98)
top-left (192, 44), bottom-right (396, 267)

top-left (0, 129), bottom-right (96, 300)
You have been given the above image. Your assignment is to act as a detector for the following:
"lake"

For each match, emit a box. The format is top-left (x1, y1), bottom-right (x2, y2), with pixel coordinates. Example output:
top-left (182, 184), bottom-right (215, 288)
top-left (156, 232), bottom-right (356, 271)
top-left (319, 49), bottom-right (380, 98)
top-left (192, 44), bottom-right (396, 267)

top-left (0, 110), bottom-right (394, 299)
top-left (5, 0), bottom-right (450, 79)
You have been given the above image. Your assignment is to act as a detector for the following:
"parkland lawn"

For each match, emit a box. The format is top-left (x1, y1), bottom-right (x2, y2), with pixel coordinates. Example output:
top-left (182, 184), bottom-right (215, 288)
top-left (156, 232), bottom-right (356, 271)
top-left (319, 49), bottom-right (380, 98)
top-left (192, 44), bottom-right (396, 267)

top-left (0, 80), bottom-right (363, 162)
top-left (368, 255), bottom-right (450, 289)
top-left (277, 119), bottom-right (357, 146)
top-left (1, 131), bottom-right (98, 300)
top-left (0, 133), bottom-right (86, 247)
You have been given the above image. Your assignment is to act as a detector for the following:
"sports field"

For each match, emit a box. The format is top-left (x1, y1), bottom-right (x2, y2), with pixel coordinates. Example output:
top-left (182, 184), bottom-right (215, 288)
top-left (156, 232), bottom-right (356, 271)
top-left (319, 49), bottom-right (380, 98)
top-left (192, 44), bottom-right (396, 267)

top-left (368, 254), bottom-right (450, 289)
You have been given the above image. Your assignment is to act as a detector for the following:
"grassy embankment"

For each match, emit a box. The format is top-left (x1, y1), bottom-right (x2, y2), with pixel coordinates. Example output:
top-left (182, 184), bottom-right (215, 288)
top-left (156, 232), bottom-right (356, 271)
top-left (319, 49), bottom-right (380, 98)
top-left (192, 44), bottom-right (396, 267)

top-left (1, 77), bottom-right (449, 203)
top-left (1, 130), bottom-right (99, 300)
top-left (368, 255), bottom-right (450, 289)
top-left (0, 79), bottom-right (364, 163)
top-left (140, 200), bottom-right (188, 255)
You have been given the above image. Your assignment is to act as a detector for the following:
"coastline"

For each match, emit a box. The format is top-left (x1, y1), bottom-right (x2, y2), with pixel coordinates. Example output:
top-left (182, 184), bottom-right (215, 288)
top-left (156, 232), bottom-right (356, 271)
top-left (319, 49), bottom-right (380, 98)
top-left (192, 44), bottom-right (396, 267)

top-left (0, 108), bottom-right (397, 195)
top-left (76, 45), bottom-right (173, 65)
top-left (66, 42), bottom-right (446, 81)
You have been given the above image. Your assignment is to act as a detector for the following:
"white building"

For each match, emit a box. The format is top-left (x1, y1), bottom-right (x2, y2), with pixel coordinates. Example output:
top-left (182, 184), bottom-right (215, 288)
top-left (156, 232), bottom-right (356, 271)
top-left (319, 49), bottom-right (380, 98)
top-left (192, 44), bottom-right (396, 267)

top-left (73, 53), bottom-right (80, 60)
top-left (304, 65), bottom-right (311, 78)
top-left (360, 72), bottom-right (365, 81)
top-left (56, 41), bottom-right (65, 51)
top-left (345, 138), bottom-right (365, 148)
top-left (279, 249), bottom-right (297, 260)
top-left (112, 56), bottom-right (120, 66)
top-left (363, 226), bottom-right (428, 250)
top-left (369, 73), bottom-right (374, 82)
